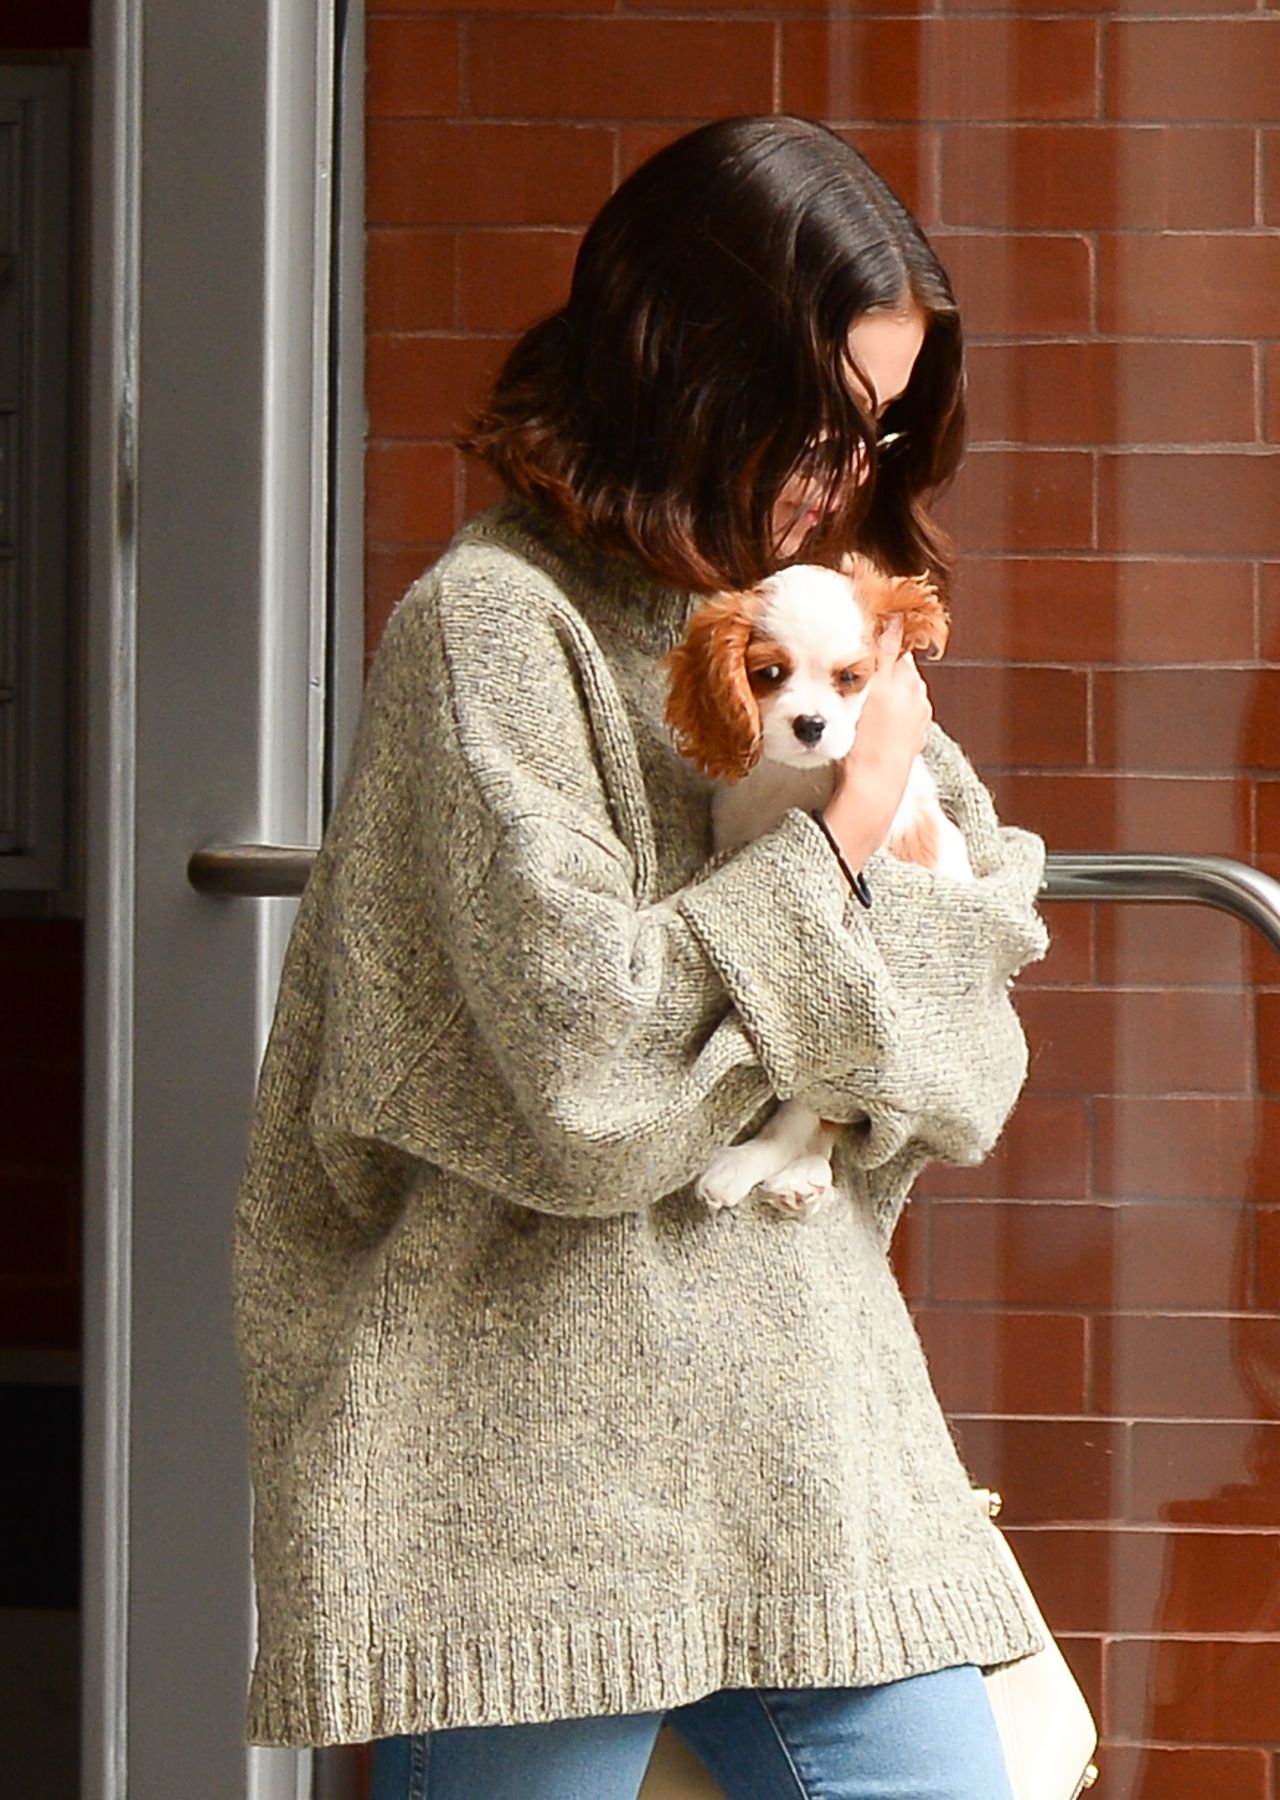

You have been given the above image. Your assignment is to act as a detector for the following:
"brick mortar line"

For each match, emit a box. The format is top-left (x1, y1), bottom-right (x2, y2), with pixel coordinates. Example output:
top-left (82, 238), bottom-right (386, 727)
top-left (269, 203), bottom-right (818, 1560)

top-left (365, 432), bottom-right (1280, 446)
top-left (962, 765), bottom-right (1279, 776)
top-left (1013, 1091), bottom-right (1271, 1101)
top-left (1096, 9), bottom-right (1108, 115)
top-left (952, 1411), bottom-right (1280, 1424)
top-left (379, 110), bottom-right (1273, 126)
top-left (940, 220), bottom-right (1264, 231)
top-left (455, 12), bottom-right (469, 112)
top-left (964, 441), bottom-right (1278, 451)
top-left (1058, 1634), bottom-right (1280, 1648)
top-left (1018, 977), bottom-right (1276, 989)
top-left (368, 7), bottom-right (1277, 17)
top-left (943, 216), bottom-right (1265, 234)
top-left (369, 327), bottom-right (1263, 345)
top-left (982, 1530), bottom-right (1280, 1541)
top-left (1256, 342), bottom-right (1266, 446)
top-left (947, 664), bottom-right (1273, 673)
top-left (967, 332), bottom-right (1274, 345)
top-left (928, 1289), bottom-right (1280, 1299)
top-left (939, 1306), bottom-right (1280, 1316)
top-left (363, 217), bottom-right (1278, 243)
top-left (953, 548), bottom-right (1280, 559)
top-left (1256, 121), bottom-right (1266, 226)
top-left (449, 222), bottom-right (461, 333)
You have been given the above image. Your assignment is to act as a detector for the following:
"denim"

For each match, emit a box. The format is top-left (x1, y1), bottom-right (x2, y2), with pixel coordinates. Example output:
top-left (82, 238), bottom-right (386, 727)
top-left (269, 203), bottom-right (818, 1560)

top-left (369, 1662), bottom-right (1013, 1800)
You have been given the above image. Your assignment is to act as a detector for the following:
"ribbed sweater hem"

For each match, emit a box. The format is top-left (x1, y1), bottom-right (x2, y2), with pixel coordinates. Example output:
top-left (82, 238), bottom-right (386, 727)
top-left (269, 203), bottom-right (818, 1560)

top-left (245, 1569), bottom-right (1046, 1746)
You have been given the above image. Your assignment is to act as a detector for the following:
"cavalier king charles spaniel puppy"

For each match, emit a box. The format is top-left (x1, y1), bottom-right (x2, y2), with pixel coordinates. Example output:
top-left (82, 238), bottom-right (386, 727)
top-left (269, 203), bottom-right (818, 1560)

top-left (662, 554), bottom-right (972, 1219)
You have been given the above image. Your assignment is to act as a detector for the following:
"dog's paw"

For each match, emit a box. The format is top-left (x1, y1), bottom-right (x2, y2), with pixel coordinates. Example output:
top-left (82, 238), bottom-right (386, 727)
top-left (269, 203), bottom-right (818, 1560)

top-left (696, 1143), bottom-right (778, 1212)
top-left (758, 1155), bottom-right (834, 1219)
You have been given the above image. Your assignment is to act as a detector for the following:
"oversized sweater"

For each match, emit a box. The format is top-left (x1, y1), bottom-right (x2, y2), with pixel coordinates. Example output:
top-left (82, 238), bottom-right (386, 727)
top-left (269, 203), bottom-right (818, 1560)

top-left (231, 494), bottom-right (1051, 1748)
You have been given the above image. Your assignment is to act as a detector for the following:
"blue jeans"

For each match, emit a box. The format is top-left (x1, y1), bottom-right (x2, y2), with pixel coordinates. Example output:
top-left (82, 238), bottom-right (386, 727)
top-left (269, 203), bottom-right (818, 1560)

top-left (369, 1662), bottom-right (1013, 1800)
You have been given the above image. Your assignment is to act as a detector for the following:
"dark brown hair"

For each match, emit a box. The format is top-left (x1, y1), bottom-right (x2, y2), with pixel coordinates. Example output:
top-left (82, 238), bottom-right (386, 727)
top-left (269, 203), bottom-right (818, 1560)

top-left (458, 115), bottom-right (966, 594)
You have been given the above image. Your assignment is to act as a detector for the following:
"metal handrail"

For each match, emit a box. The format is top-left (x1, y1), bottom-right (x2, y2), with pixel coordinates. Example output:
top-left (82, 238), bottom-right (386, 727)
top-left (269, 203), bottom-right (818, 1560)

top-left (1044, 854), bottom-right (1280, 957)
top-left (186, 842), bottom-right (1280, 956)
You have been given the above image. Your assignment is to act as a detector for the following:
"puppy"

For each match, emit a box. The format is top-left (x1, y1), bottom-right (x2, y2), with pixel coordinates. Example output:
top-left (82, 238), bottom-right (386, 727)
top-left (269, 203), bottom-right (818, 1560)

top-left (662, 554), bottom-right (973, 1219)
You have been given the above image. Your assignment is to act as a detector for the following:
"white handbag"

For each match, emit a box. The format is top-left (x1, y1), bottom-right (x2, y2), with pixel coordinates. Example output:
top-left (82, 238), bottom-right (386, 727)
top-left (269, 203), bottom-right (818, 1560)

top-left (975, 1488), bottom-right (1100, 1800)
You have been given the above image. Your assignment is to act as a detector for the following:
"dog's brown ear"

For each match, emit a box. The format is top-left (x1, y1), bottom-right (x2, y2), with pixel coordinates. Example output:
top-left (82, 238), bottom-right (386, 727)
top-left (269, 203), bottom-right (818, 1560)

top-left (872, 572), bottom-right (951, 661)
top-left (661, 593), bottom-right (763, 781)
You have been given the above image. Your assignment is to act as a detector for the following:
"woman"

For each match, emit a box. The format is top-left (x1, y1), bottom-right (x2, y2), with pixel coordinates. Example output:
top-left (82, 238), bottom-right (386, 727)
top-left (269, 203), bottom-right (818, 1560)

top-left (231, 115), bottom-right (1049, 1800)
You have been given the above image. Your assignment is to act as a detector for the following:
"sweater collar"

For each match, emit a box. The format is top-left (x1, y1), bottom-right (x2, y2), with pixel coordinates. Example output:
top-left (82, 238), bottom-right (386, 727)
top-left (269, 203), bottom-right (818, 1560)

top-left (463, 496), bottom-right (703, 654)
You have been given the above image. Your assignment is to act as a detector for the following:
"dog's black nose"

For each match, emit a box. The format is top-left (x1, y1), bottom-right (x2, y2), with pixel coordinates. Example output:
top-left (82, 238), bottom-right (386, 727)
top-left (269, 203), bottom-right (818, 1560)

top-left (792, 714), bottom-right (826, 746)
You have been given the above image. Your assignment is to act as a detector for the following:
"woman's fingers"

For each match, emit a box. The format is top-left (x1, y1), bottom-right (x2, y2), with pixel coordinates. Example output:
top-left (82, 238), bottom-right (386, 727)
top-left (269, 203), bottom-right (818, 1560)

top-left (882, 636), bottom-right (933, 752)
top-left (849, 615), bottom-right (936, 776)
top-left (876, 614), bottom-right (904, 672)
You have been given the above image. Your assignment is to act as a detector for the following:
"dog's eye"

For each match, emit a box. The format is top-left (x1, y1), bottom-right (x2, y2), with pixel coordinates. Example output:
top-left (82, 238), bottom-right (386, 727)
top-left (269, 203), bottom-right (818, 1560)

top-left (837, 669), bottom-right (865, 689)
top-left (756, 664), bottom-right (785, 684)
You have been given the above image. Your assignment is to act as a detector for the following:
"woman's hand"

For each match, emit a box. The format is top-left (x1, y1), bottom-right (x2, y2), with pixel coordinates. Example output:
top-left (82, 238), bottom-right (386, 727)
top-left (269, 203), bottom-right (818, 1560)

top-left (819, 615), bottom-right (934, 880)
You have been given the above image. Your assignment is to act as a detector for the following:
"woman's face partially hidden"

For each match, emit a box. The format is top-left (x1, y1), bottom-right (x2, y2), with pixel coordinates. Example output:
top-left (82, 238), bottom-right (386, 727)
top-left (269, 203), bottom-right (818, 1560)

top-left (770, 307), bottom-right (927, 561)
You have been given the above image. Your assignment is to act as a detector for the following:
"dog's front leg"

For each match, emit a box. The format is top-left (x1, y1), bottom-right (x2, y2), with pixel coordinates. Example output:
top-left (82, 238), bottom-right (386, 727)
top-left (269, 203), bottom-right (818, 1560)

top-left (696, 1099), bottom-right (832, 1213)
top-left (757, 1113), bottom-right (838, 1218)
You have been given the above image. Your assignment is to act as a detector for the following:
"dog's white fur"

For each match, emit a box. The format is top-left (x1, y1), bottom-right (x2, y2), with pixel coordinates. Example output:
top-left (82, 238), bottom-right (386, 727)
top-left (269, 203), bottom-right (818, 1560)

top-left (711, 566), bottom-right (972, 879)
top-left (665, 561), bottom-right (973, 1219)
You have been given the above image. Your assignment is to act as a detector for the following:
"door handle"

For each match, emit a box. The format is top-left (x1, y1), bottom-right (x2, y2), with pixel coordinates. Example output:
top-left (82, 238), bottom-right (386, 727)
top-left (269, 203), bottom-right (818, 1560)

top-left (186, 843), bottom-right (317, 897)
top-left (187, 843), bottom-right (1280, 955)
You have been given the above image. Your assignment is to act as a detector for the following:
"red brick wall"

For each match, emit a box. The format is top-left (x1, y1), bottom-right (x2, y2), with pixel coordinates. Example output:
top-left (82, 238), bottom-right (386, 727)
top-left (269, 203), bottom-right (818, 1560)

top-left (366, 8), bottom-right (1280, 1790)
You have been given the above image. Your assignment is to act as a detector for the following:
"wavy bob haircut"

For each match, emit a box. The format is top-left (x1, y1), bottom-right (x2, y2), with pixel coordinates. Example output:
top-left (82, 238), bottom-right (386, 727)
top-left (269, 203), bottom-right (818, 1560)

top-left (458, 115), bottom-right (966, 595)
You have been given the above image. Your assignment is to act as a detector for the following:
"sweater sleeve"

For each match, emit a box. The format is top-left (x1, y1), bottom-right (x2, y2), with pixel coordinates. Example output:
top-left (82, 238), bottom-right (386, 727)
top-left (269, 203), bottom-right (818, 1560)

top-left (680, 716), bottom-right (1050, 1175)
top-left (310, 561), bottom-right (1046, 1221)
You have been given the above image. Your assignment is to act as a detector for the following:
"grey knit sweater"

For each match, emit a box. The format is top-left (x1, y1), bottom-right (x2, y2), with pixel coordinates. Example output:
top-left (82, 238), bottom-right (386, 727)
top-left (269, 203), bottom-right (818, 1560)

top-left (231, 495), bottom-right (1049, 1748)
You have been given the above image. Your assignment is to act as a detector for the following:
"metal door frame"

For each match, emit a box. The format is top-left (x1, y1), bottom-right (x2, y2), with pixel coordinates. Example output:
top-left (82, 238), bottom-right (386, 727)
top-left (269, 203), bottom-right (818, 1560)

top-left (83, 1), bottom-right (364, 1794)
